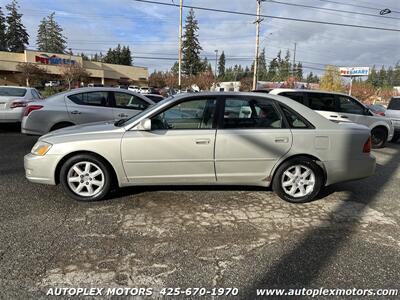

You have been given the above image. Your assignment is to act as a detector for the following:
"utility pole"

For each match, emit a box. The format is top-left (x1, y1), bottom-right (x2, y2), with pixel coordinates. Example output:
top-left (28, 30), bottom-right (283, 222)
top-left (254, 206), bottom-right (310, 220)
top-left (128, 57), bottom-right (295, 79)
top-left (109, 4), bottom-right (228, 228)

top-left (292, 42), bottom-right (297, 86)
top-left (178, 0), bottom-right (183, 91)
top-left (214, 49), bottom-right (219, 77)
top-left (253, 0), bottom-right (265, 91)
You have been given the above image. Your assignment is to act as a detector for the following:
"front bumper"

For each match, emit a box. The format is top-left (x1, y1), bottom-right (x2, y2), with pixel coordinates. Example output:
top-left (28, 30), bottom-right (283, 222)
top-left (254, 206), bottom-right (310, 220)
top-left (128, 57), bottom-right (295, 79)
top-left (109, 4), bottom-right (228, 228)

top-left (24, 153), bottom-right (60, 185)
top-left (324, 155), bottom-right (376, 186)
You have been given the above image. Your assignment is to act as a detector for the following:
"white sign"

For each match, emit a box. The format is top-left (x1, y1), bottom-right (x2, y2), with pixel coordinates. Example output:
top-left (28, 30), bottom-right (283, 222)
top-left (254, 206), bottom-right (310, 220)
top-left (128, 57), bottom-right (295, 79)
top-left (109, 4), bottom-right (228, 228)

top-left (340, 67), bottom-right (370, 77)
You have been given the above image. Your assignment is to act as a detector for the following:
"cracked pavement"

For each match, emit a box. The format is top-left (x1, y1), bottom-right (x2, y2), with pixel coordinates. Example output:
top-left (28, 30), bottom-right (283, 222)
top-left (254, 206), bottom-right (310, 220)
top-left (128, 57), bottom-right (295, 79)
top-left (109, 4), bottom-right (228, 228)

top-left (1, 124), bottom-right (400, 299)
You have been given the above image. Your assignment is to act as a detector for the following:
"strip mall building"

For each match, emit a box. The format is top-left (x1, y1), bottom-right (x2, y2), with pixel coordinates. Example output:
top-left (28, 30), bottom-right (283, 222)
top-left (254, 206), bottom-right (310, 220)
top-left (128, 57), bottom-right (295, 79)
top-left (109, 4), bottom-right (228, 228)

top-left (0, 50), bottom-right (148, 87)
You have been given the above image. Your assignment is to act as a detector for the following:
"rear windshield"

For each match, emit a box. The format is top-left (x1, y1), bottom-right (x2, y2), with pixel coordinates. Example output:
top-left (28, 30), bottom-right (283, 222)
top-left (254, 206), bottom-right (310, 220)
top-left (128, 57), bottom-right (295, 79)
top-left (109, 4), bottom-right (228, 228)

top-left (388, 98), bottom-right (400, 110)
top-left (0, 87), bottom-right (27, 97)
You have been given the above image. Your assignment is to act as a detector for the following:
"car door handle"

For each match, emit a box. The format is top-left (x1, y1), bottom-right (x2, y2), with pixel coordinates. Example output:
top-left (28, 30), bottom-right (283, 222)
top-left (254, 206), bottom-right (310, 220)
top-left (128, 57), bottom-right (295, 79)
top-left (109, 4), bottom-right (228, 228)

top-left (330, 115), bottom-right (338, 118)
top-left (274, 137), bottom-right (289, 143)
top-left (71, 110), bottom-right (81, 115)
top-left (118, 113), bottom-right (129, 118)
top-left (340, 115), bottom-right (349, 118)
top-left (195, 139), bottom-right (210, 145)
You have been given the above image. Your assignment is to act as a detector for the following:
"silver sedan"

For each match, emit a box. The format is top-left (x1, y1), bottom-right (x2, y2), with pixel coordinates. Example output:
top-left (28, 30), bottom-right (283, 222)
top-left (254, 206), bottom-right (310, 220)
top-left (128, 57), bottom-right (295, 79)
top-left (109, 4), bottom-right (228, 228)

top-left (21, 87), bottom-right (154, 135)
top-left (24, 92), bottom-right (376, 203)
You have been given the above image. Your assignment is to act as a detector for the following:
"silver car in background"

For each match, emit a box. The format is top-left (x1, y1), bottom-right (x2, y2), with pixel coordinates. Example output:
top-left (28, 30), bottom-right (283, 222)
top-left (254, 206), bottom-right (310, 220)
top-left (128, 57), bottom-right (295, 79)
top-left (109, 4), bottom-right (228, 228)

top-left (21, 87), bottom-right (154, 135)
top-left (24, 92), bottom-right (375, 203)
top-left (0, 86), bottom-right (42, 123)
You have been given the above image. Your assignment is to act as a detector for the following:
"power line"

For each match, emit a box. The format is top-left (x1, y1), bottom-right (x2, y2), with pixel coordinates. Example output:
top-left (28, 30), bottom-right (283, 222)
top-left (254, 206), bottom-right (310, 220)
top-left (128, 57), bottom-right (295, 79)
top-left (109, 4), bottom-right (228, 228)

top-left (269, 0), bottom-right (400, 20)
top-left (316, 0), bottom-right (400, 14)
top-left (132, 0), bottom-right (400, 32)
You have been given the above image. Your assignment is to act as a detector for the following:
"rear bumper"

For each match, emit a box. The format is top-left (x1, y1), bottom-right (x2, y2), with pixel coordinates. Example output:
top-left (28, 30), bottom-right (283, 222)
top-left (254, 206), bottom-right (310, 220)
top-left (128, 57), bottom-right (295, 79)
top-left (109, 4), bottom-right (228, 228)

top-left (24, 153), bottom-right (59, 185)
top-left (0, 108), bottom-right (24, 122)
top-left (324, 155), bottom-right (376, 186)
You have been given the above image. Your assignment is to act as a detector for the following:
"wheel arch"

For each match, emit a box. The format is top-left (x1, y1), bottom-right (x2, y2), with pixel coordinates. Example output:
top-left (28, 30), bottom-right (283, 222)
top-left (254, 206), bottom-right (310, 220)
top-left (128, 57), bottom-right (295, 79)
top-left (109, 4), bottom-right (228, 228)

top-left (54, 150), bottom-right (119, 186)
top-left (270, 154), bottom-right (327, 186)
top-left (50, 121), bottom-right (75, 131)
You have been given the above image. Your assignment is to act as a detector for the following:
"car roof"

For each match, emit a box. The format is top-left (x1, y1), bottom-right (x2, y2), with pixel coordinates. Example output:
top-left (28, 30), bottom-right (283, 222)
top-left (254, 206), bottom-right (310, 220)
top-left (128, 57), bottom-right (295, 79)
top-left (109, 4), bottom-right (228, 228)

top-left (0, 85), bottom-right (30, 90)
top-left (270, 88), bottom-right (349, 97)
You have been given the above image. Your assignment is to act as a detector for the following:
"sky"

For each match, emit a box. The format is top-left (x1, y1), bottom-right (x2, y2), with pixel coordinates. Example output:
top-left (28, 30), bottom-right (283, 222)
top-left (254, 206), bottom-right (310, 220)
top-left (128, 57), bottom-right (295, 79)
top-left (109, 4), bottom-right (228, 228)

top-left (0, 0), bottom-right (399, 75)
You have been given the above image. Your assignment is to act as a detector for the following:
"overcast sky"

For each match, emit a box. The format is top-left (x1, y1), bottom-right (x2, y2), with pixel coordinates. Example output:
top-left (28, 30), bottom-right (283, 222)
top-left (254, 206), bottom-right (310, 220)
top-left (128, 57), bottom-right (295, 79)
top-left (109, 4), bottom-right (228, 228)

top-left (0, 0), bottom-right (399, 75)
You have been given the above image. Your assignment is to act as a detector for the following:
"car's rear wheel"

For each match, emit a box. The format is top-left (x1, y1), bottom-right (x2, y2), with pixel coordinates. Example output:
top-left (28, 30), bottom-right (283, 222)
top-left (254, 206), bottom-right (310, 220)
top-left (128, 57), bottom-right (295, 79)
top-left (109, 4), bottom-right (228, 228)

top-left (371, 127), bottom-right (387, 148)
top-left (272, 157), bottom-right (324, 203)
top-left (60, 154), bottom-right (111, 201)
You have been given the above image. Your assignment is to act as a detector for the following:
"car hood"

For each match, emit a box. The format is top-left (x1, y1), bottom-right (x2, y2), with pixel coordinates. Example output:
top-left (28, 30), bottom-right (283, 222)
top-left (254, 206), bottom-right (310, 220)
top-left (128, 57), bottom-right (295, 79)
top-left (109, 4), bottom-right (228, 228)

top-left (39, 121), bottom-right (125, 141)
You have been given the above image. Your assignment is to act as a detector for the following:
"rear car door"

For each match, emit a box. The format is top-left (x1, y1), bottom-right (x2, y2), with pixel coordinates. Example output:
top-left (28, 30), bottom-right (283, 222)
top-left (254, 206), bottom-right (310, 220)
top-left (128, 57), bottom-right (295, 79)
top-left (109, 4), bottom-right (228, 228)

top-left (215, 95), bottom-right (292, 184)
top-left (66, 91), bottom-right (114, 124)
top-left (336, 95), bottom-right (374, 126)
top-left (306, 92), bottom-right (345, 121)
top-left (111, 91), bottom-right (151, 120)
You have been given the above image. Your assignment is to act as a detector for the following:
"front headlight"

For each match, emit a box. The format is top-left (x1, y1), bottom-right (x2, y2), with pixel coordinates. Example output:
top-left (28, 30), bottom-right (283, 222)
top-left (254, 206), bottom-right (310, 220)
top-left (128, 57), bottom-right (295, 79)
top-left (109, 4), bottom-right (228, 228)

top-left (31, 141), bottom-right (52, 156)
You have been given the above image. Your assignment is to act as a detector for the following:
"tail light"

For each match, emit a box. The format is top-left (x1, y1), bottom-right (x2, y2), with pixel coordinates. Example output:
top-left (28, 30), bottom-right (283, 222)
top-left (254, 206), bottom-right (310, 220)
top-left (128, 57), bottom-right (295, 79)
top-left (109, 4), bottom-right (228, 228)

top-left (363, 136), bottom-right (372, 153)
top-left (24, 105), bottom-right (43, 117)
top-left (10, 100), bottom-right (29, 109)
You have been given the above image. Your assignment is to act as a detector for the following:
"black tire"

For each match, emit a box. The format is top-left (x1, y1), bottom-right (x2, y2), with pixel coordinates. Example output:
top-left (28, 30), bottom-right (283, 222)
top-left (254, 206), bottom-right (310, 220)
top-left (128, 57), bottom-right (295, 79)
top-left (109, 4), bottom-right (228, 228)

top-left (51, 122), bottom-right (74, 131)
top-left (391, 132), bottom-right (400, 143)
top-left (60, 154), bottom-right (112, 201)
top-left (371, 127), bottom-right (387, 149)
top-left (272, 157), bottom-right (324, 203)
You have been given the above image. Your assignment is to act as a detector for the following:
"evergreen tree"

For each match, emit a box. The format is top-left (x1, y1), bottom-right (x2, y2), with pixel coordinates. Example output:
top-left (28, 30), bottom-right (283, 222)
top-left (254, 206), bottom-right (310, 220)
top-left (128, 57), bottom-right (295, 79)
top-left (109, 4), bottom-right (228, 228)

top-left (5, 0), bottom-right (29, 53)
top-left (36, 17), bottom-right (49, 52)
top-left (0, 6), bottom-right (7, 51)
top-left (295, 62), bottom-right (303, 80)
top-left (218, 51), bottom-right (226, 77)
top-left (121, 46), bottom-right (132, 66)
top-left (103, 44), bottom-right (132, 65)
top-left (258, 48), bottom-right (267, 80)
top-left (171, 61), bottom-right (179, 75)
top-left (45, 13), bottom-right (67, 53)
top-left (182, 8), bottom-right (203, 76)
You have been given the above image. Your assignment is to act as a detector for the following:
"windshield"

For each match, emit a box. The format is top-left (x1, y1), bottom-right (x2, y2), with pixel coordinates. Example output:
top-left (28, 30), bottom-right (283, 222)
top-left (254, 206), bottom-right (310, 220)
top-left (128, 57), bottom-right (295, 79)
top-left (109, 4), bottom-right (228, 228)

top-left (115, 96), bottom-right (174, 127)
top-left (0, 87), bottom-right (27, 97)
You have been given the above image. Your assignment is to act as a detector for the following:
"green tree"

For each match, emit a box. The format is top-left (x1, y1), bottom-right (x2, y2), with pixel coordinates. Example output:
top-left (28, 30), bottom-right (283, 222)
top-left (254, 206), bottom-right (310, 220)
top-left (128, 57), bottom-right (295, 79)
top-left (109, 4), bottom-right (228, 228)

top-left (6, 0), bottom-right (29, 53)
top-left (320, 65), bottom-right (344, 92)
top-left (306, 72), bottom-right (319, 84)
top-left (103, 44), bottom-right (132, 65)
top-left (121, 45), bottom-right (132, 66)
top-left (182, 8), bottom-right (203, 76)
top-left (258, 48), bottom-right (267, 80)
top-left (171, 61), bottom-right (179, 75)
top-left (0, 6), bottom-right (7, 51)
top-left (37, 12), bottom-right (67, 53)
top-left (367, 65), bottom-right (379, 87)
top-left (218, 51), bottom-right (226, 77)
top-left (295, 62), bottom-right (303, 81)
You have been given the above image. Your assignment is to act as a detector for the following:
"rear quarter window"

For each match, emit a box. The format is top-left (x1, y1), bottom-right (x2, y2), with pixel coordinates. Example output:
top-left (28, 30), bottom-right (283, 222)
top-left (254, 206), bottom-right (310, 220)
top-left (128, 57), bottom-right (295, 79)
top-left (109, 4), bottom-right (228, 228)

top-left (388, 98), bottom-right (400, 110)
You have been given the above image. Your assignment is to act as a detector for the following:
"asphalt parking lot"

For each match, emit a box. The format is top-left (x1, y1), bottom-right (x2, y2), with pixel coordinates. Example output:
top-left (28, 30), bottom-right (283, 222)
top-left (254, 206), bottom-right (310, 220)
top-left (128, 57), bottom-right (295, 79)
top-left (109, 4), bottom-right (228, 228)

top-left (1, 123), bottom-right (400, 299)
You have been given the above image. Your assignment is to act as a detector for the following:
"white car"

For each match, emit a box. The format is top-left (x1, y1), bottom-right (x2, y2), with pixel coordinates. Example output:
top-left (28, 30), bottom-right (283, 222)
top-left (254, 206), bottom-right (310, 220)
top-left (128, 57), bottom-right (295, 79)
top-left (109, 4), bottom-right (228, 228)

top-left (384, 96), bottom-right (400, 142)
top-left (0, 86), bottom-right (42, 123)
top-left (45, 81), bottom-right (60, 87)
top-left (139, 87), bottom-right (150, 94)
top-left (128, 85), bottom-right (140, 93)
top-left (269, 89), bottom-right (394, 148)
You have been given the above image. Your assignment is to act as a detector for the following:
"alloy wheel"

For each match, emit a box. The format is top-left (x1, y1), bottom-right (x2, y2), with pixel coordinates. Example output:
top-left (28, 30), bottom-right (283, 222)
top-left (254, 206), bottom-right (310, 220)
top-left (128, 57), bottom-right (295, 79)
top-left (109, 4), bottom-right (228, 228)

top-left (281, 165), bottom-right (316, 198)
top-left (67, 161), bottom-right (105, 197)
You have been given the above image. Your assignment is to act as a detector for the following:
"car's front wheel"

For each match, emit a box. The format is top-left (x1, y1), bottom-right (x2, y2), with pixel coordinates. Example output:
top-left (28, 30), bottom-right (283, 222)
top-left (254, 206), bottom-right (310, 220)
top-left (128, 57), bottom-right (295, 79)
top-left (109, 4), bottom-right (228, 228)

top-left (272, 157), bottom-right (324, 203)
top-left (60, 154), bottom-right (111, 201)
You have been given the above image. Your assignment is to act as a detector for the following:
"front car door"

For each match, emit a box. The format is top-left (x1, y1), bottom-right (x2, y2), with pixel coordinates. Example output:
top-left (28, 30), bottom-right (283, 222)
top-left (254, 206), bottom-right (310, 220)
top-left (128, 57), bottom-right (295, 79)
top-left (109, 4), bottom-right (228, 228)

top-left (66, 91), bottom-right (114, 124)
top-left (112, 91), bottom-right (151, 120)
top-left (121, 96), bottom-right (217, 184)
top-left (215, 95), bottom-right (292, 184)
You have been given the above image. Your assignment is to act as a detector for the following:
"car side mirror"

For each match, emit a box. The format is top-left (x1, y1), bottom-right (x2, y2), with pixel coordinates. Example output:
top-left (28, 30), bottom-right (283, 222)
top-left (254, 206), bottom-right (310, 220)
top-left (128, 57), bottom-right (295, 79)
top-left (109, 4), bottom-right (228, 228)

top-left (136, 118), bottom-right (152, 131)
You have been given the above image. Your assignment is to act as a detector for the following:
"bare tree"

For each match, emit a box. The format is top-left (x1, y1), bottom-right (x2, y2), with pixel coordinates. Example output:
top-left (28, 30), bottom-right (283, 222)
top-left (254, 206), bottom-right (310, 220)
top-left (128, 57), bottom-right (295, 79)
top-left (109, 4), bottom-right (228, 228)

top-left (16, 62), bottom-right (46, 86)
top-left (60, 63), bottom-right (90, 89)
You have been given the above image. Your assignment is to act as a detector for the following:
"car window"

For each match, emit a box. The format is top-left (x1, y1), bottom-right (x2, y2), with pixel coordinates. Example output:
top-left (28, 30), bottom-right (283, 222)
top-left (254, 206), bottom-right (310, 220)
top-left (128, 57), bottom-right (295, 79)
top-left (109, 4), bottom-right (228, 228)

top-left (151, 98), bottom-right (216, 130)
top-left (280, 105), bottom-right (310, 129)
top-left (308, 93), bottom-right (336, 112)
top-left (279, 92), bottom-right (305, 104)
top-left (222, 97), bottom-right (282, 129)
top-left (68, 92), bottom-right (109, 107)
top-left (146, 95), bottom-right (164, 103)
top-left (388, 98), bottom-right (400, 110)
top-left (114, 92), bottom-right (149, 110)
top-left (0, 87), bottom-right (27, 97)
top-left (338, 96), bottom-right (365, 115)
top-left (31, 89), bottom-right (41, 99)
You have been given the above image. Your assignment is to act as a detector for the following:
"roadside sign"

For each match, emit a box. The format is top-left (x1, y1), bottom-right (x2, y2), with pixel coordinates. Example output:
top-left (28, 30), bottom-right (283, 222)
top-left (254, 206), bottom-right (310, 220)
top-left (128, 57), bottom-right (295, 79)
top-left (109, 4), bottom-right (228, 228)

top-left (340, 67), bottom-right (370, 77)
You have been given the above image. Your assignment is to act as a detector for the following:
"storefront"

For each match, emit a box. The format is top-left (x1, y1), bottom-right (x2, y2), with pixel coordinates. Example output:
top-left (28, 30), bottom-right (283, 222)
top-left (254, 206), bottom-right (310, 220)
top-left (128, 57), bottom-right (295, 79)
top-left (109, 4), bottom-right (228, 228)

top-left (0, 50), bottom-right (148, 87)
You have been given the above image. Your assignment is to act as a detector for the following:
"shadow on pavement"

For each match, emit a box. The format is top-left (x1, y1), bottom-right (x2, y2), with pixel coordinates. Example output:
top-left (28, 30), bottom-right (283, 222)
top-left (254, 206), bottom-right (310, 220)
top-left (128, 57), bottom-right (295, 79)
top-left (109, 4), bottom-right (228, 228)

top-left (0, 123), bottom-right (21, 133)
top-left (245, 144), bottom-right (400, 298)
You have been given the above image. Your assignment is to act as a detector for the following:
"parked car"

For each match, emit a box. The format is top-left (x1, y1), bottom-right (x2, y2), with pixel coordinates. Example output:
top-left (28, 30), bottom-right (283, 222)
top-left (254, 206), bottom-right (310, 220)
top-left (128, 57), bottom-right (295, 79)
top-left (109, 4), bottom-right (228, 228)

top-left (88, 83), bottom-right (104, 87)
top-left (384, 96), bottom-right (400, 142)
top-left (128, 85), bottom-right (140, 93)
top-left (0, 86), bottom-right (42, 123)
top-left (366, 104), bottom-right (386, 116)
top-left (24, 92), bottom-right (375, 203)
top-left (139, 87), bottom-right (150, 94)
top-left (144, 94), bottom-right (164, 103)
top-left (269, 89), bottom-right (394, 148)
top-left (21, 87), bottom-right (154, 135)
top-left (45, 81), bottom-right (60, 87)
